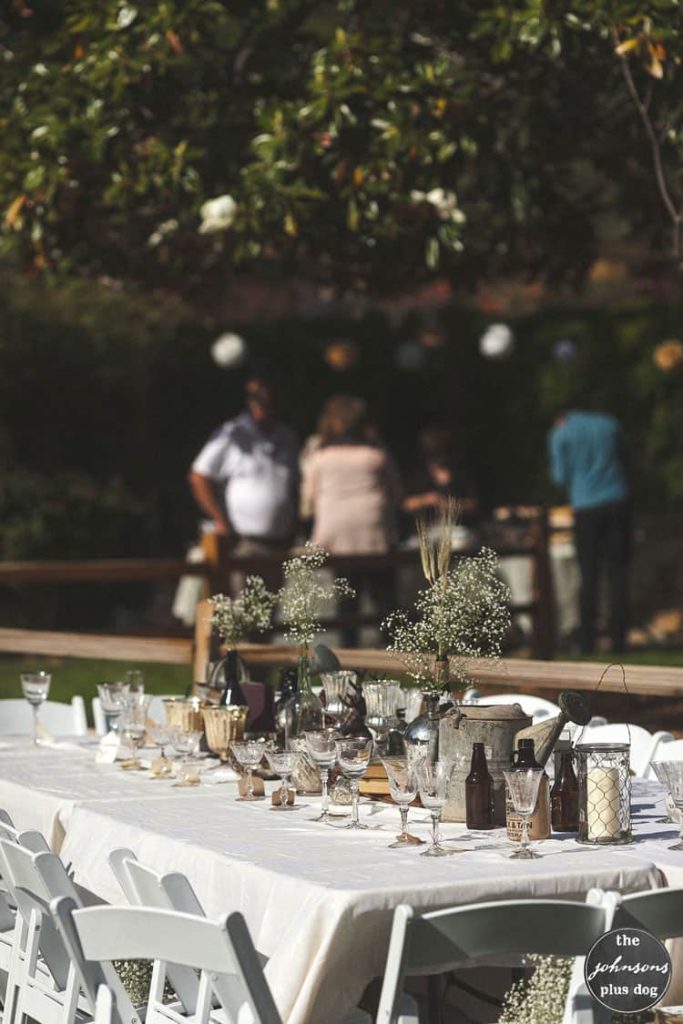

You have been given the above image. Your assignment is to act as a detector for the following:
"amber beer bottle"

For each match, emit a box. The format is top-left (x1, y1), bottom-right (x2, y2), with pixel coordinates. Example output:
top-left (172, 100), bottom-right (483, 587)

top-left (551, 750), bottom-right (579, 832)
top-left (466, 742), bottom-right (494, 830)
top-left (506, 738), bottom-right (551, 841)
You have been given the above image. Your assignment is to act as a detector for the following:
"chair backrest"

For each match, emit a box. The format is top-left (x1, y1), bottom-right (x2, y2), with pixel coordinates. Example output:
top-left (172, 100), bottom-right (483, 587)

top-left (57, 901), bottom-right (282, 1024)
top-left (474, 693), bottom-right (560, 723)
top-left (613, 888), bottom-right (683, 940)
top-left (0, 816), bottom-right (50, 854)
top-left (577, 722), bottom-right (657, 777)
top-left (377, 899), bottom-right (609, 1024)
top-left (0, 697), bottom-right (87, 736)
top-left (650, 738), bottom-right (683, 764)
top-left (94, 985), bottom-right (114, 1024)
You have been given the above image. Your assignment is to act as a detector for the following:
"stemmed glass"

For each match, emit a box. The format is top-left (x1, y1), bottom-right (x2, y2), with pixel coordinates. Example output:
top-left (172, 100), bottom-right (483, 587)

top-left (334, 736), bottom-right (373, 830)
top-left (148, 722), bottom-right (173, 777)
top-left (170, 728), bottom-right (202, 787)
top-left (230, 740), bottom-right (266, 801)
top-left (21, 672), bottom-right (51, 746)
top-left (125, 669), bottom-right (145, 695)
top-left (97, 681), bottom-right (130, 734)
top-left (304, 730), bottom-right (338, 823)
top-left (650, 761), bottom-right (676, 824)
top-left (120, 704), bottom-right (147, 770)
top-left (503, 768), bottom-right (544, 859)
top-left (382, 756), bottom-right (423, 848)
top-left (653, 761), bottom-right (683, 850)
top-left (266, 750), bottom-right (301, 811)
top-left (418, 761), bottom-right (452, 857)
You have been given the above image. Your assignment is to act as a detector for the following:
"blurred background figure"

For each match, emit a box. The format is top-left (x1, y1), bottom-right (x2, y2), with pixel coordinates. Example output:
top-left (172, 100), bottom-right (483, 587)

top-left (404, 425), bottom-right (480, 548)
top-left (302, 395), bottom-right (402, 646)
top-left (548, 404), bottom-right (630, 654)
top-left (188, 371), bottom-right (299, 587)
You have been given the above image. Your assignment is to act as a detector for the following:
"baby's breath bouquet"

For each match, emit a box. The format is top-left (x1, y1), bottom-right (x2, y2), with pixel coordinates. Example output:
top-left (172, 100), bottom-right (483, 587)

top-left (209, 575), bottom-right (277, 647)
top-left (278, 543), bottom-right (354, 650)
top-left (383, 503), bottom-right (510, 694)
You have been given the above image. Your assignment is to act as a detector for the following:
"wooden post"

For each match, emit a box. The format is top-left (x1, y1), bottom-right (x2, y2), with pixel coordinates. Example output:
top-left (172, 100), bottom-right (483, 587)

top-left (200, 532), bottom-right (229, 597)
top-left (529, 508), bottom-right (556, 661)
top-left (193, 598), bottom-right (213, 684)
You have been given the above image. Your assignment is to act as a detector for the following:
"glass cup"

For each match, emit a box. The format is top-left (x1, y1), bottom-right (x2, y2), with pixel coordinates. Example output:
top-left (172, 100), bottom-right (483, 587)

top-left (230, 740), bottom-right (266, 801)
top-left (503, 768), bottom-right (544, 859)
top-left (148, 721), bottom-right (173, 777)
top-left (120, 704), bottom-right (147, 770)
top-left (21, 671), bottom-right (51, 745)
top-left (125, 669), bottom-right (145, 695)
top-left (334, 736), bottom-right (373, 830)
top-left (304, 729), bottom-right (338, 823)
top-left (653, 761), bottom-right (683, 851)
top-left (97, 681), bottom-right (130, 734)
top-left (418, 761), bottom-right (452, 856)
top-left (170, 728), bottom-right (202, 787)
top-left (265, 749), bottom-right (301, 811)
top-left (382, 756), bottom-right (422, 848)
top-left (651, 761), bottom-right (677, 823)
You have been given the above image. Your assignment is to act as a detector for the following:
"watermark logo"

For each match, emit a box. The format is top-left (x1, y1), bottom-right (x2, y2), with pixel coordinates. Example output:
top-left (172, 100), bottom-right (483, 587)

top-left (585, 927), bottom-right (671, 1014)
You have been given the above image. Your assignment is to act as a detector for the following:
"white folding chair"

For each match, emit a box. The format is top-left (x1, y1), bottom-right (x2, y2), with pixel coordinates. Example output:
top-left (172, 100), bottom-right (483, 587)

top-left (473, 693), bottom-right (560, 722)
top-left (646, 735), bottom-right (683, 778)
top-left (578, 723), bottom-right (672, 777)
top-left (0, 698), bottom-right (87, 737)
top-left (52, 901), bottom-right (281, 1024)
top-left (0, 814), bottom-right (50, 991)
top-left (0, 839), bottom-right (130, 1024)
top-left (377, 898), bottom-right (612, 1024)
top-left (94, 986), bottom-right (114, 1024)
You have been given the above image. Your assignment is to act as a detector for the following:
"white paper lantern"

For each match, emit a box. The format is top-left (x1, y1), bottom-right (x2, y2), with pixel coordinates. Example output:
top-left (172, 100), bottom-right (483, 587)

top-left (479, 322), bottom-right (514, 360)
top-left (211, 332), bottom-right (246, 368)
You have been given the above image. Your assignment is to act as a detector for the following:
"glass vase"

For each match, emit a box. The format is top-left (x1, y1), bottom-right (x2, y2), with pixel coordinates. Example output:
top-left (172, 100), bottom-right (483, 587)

top-left (284, 648), bottom-right (323, 747)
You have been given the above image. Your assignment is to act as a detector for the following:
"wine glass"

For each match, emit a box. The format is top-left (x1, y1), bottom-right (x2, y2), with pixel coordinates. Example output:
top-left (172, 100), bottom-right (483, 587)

top-left (170, 727), bottom-right (202, 787)
top-left (334, 736), bottom-right (373, 830)
top-left (654, 761), bottom-right (683, 850)
top-left (304, 729), bottom-right (338, 823)
top-left (503, 768), bottom-right (544, 859)
top-left (125, 669), bottom-right (145, 695)
top-left (97, 681), bottom-right (130, 734)
top-left (148, 721), bottom-right (173, 777)
top-left (650, 761), bottom-right (677, 824)
top-left (230, 740), bottom-right (266, 801)
top-left (382, 756), bottom-right (422, 848)
top-left (120, 704), bottom-right (147, 770)
top-left (265, 749), bottom-right (301, 811)
top-left (418, 761), bottom-right (452, 857)
top-left (21, 671), bottom-right (51, 746)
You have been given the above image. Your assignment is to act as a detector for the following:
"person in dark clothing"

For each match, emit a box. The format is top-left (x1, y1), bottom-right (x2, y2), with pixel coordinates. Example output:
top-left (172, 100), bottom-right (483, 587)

top-left (548, 407), bottom-right (630, 654)
top-left (404, 426), bottom-right (480, 526)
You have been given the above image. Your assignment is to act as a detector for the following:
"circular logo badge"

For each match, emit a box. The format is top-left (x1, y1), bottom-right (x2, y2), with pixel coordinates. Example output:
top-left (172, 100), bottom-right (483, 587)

top-left (585, 927), bottom-right (672, 1013)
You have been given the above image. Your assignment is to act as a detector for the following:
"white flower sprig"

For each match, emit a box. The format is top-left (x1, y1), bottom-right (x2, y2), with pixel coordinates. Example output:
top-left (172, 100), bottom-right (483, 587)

top-left (278, 543), bottom-right (354, 647)
top-left (209, 575), bottom-right (276, 647)
top-left (499, 955), bottom-right (572, 1024)
top-left (383, 547), bottom-right (511, 692)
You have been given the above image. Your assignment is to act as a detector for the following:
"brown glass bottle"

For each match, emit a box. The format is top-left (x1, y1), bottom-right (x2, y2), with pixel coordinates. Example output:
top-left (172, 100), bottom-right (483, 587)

top-left (506, 738), bottom-right (551, 841)
top-left (551, 749), bottom-right (579, 832)
top-left (466, 743), bottom-right (494, 830)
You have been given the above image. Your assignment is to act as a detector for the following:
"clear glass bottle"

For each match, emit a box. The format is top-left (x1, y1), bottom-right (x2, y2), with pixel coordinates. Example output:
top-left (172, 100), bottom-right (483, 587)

top-left (284, 649), bottom-right (323, 748)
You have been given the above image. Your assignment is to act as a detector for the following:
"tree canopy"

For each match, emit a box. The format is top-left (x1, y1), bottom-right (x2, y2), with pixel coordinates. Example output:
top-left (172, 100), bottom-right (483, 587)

top-left (0, 0), bottom-right (680, 297)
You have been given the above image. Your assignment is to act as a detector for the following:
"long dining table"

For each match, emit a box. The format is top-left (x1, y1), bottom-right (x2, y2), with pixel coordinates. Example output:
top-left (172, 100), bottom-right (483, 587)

top-left (0, 735), bottom-right (682, 1024)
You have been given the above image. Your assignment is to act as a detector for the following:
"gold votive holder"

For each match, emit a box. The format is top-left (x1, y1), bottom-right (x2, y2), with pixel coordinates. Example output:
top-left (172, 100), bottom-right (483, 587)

top-left (163, 697), bottom-right (207, 733)
top-left (202, 705), bottom-right (248, 761)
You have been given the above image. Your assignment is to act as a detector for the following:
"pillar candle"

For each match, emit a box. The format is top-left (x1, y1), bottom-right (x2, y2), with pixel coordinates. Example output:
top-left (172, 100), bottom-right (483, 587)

top-left (586, 765), bottom-right (621, 840)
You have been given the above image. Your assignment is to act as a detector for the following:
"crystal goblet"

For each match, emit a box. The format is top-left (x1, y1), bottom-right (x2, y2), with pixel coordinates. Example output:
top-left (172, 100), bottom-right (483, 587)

top-left (265, 749), bottom-right (301, 810)
top-left (418, 761), bottom-right (452, 856)
top-left (97, 681), bottom-right (130, 734)
top-left (120, 704), bottom-right (147, 770)
top-left (304, 729), bottom-right (338, 823)
top-left (334, 736), bottom-right (373, 830)
top-left (170, 727), bottom-right (202, 787)
top-left (21, 671), bottom-right (51, 746)
top-left (654, 761), bottom-right (683, 850)
top-left (503, 768), bottom-right (544, 859)
top-left (382, 756), bottom-right (423, 848)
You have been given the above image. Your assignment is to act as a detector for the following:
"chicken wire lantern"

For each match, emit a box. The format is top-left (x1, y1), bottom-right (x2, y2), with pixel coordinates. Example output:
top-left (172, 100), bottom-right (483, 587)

top-left (575, 742), bottom-right (631, 845)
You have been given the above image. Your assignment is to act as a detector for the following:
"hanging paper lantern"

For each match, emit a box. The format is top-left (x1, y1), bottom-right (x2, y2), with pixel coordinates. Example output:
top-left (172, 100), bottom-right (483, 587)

top-left (324, 339), bottom-right (359, 371)
top-left (553, 338), bottom-right (576, 363)
top-left (653, 339), bottom-right (683, 372)
top-left (395, 341), bottom-right (426, 371)
top-left (479, 323), bottom-right (514, 360)
top-left (211, 332), bottom-right (247, 368)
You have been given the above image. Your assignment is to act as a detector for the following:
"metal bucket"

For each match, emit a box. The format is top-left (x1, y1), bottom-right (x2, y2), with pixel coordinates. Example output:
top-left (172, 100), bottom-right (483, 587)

top-left (440, 704), bottom-right (532, 823)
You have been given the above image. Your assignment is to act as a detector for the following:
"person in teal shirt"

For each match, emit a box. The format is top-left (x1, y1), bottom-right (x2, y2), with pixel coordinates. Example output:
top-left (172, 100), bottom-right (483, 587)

top-left (548, 409), bottom-right (630, 653)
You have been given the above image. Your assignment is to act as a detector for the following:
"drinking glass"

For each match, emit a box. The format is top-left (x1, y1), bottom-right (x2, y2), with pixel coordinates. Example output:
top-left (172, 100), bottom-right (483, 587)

top-left (125, 669), bottom-right (145, 695)
top-left (654, 761), bottom-right (683, 850)
top-left (304, 729), bottom-right (338, 823)
top-left (266, 749), bottom-right (301, 811)
top-left (230, 740), bottom-right (266, 801)
top-left (21, 671), bottom-right (51, 746)
top-left (503, 768), bottom-right (544, 859)
top-left (148, 721), bottom-right (173, 777)
top-left (382, 756), bottom-right (422, 848)
top-left (650, 761), bottom-right (677, 823)
top-left (120, 705), bottom-right (147, 770)
top-left (170, 728), bottom-right (202, 787)
top-left (418, 761), bottom-right (452, 857)
top-left (334, 736), bottom-right (373, 830)
top-left (97, 681), bottom-right (130, 733)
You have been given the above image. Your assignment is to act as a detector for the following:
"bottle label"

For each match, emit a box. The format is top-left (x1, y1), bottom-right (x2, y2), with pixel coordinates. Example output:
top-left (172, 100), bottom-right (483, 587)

top-left (506, 776), bottom-right (551, 841)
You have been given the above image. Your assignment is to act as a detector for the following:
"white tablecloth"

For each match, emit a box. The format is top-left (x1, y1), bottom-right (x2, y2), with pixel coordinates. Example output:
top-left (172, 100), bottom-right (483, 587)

top-left (0, 739), bottom-right (681, 1024)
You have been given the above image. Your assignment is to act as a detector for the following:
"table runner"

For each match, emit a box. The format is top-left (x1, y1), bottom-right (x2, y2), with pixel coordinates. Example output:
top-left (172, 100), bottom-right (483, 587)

top-left (0, 738), bottom-right (680, 1023)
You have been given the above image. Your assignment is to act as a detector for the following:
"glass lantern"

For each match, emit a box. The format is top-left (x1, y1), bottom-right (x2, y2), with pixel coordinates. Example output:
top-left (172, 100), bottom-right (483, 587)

top-left (575, 742), bottom-right (632, 845)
